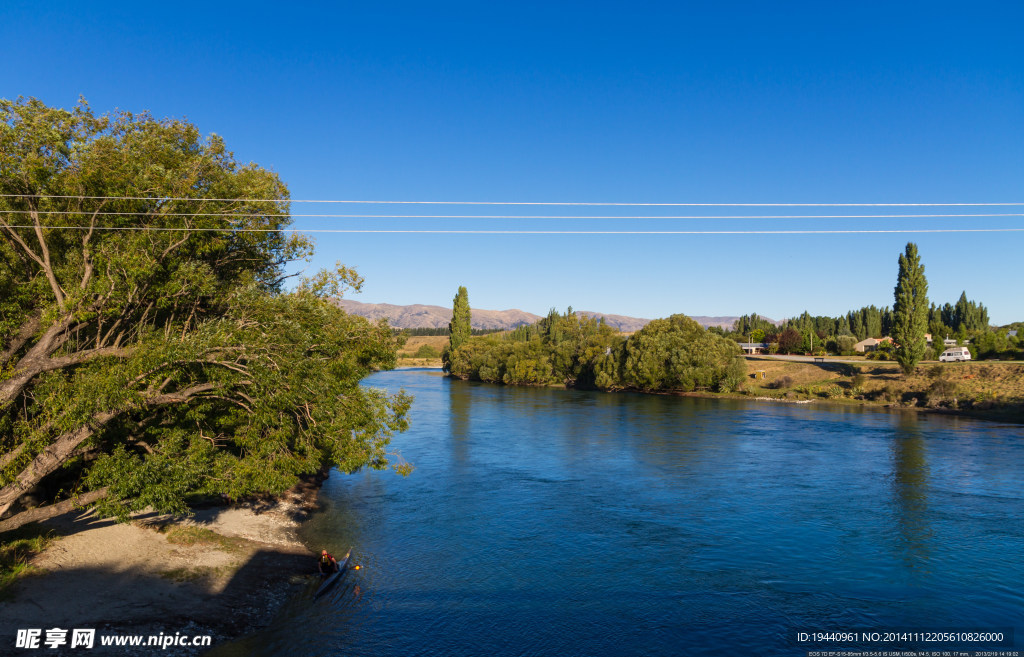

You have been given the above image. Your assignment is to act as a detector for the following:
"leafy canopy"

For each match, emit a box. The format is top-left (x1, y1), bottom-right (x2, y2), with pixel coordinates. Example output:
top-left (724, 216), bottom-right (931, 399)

top-left (0, 98), bottom-right (409, 531)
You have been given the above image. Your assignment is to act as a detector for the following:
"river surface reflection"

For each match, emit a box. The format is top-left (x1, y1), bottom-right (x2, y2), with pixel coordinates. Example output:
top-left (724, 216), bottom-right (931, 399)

top-left (206, 369), bottom-right (1024, 656)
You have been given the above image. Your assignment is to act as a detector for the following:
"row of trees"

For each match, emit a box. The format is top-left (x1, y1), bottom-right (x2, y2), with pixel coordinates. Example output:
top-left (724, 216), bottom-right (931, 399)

top-left (396, 327), bottom-right (506, 337)
top-left (730, 244), bottom-right (1018, 369)
top-left (1, 98), bottom-right (410, 533)
top-left (727, 297), bottom-right (993, 356)
top-left (443, 299), bottom-right (746, 393)
top-left (721, 250), bottom-right (1006, 363)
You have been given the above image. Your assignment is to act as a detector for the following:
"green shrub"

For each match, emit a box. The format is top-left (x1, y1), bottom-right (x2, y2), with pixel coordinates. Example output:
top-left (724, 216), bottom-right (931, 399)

top-left (835, 335), bottom-right (857, 355)
top-left (821, 384), bottom-right (844, 399)
top-left (414, 344), bottom-right (441, 359)
top-left (717, 357), bottom-right (748, 392)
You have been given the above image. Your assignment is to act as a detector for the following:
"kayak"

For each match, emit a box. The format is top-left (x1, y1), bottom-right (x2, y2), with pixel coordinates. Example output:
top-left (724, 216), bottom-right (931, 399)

top-left (314, 547), bottom-right (352, 600)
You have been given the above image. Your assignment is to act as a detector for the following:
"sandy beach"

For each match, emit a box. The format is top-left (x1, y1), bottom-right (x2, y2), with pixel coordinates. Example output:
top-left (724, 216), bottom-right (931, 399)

top-left (1, 479), bottom-right (325, 655)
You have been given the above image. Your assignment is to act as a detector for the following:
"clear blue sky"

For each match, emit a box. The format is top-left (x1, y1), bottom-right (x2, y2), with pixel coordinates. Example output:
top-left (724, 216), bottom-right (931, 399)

top-left (3, 1), bottom-right (1022, 323)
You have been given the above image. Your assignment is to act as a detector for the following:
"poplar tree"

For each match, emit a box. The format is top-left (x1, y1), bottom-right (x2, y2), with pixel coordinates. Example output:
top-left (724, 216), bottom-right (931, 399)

top-left (892, 242), bottom-right (929, 374)
top-left (442, 286), bottom-right (471, 372)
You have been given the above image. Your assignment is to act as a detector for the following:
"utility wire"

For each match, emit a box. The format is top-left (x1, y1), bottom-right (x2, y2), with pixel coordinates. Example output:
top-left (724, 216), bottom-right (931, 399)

top-left (4, 211), bottom-right (1024, 220)
top-left (1, 194), bottom-right (1023, 207)
top-left (6, 225), bottom-right (1024, 235)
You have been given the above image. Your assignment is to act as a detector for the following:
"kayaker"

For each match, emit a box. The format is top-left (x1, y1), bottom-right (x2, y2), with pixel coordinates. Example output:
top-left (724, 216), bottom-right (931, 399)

top-left (318, 549), bottom-right (338, 575)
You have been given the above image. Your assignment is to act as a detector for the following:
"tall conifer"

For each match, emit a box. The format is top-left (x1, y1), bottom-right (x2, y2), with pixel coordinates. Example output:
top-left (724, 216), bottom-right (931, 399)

top-left (893, 243), bottom-right (929, 374)
top-left (442, 286), bottom-right (471, 372)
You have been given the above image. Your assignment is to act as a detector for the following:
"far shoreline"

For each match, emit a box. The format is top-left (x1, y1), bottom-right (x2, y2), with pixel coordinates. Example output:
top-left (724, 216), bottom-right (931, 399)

top-left (434, 356), bottom-right (1024, 425)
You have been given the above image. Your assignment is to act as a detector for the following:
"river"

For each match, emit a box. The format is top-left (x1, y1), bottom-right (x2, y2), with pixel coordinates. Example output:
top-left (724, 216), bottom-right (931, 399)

top-left (206, 368), bottom-right (1024, 656)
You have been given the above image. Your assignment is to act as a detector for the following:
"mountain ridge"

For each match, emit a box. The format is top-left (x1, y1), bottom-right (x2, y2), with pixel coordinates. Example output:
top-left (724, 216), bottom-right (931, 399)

top-left (333, 299), bottom-right (772, 332)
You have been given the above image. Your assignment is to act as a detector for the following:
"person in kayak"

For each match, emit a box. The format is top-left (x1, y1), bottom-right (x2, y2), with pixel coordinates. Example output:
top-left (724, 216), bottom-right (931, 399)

top-left (318, 549), bottom-right (338, 575)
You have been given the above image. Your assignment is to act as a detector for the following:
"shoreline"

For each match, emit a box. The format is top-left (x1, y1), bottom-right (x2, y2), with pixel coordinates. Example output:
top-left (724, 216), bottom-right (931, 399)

top-left (1, 472), bottom-right (329, 655)
top-left (441, 370), bottom-right (1024, 424)
top-left (669, 388), bottom-right (1024, 423)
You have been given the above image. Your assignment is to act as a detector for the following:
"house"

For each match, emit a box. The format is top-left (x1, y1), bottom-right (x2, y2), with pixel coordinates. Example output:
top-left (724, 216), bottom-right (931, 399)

top-left (738, 342), bottom-right (769, 355)
top-left (1008, 330), bottom-right (1018, 338)
top-left (853, 337), bottom-right (894, 353)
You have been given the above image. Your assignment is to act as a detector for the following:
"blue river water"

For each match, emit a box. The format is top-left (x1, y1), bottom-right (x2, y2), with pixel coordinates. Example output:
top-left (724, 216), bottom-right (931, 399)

top-left (207, 368), bottom-right (1024, 656)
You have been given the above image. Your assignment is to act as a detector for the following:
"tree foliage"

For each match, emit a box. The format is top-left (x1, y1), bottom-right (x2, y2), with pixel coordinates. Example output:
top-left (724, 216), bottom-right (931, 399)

top-left (892, 242), bottom-right (929, 374)
top-left (442, 286), bottom-right (471, 372)
top-left (777, 328), bottom-right (802, 354)
top-left (732, 312), bottom-right (775, 337)
top-left (447, 311), bottom-right (741, 393)
top-left (0, 98), bottom-right (409, 532)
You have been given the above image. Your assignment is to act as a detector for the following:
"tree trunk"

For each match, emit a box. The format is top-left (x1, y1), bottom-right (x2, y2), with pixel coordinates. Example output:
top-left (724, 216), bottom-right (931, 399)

top-left (0, 381), bottom-right (217, 520)
top-left (0, 411), bottom-right (116, 519)
top-left (0, 487), bottom-right (109, 535)
top-left (0, 319), bottom-right (69, 409)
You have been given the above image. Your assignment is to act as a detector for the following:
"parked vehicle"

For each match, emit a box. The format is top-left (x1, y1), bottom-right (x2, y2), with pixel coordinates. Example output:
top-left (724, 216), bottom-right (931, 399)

top-left (939, 346), bottom-right (971, 362)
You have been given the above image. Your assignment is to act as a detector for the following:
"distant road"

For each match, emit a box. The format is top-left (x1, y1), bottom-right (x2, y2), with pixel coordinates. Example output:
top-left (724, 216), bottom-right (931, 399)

top-left (747, 355), bottom-right (885, 365)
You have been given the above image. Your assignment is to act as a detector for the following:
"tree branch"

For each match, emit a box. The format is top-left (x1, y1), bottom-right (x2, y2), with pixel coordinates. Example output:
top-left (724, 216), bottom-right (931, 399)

top-left (0, 410), bottom-right (117, 518)
top-left (79, 199), bottom-right (106, 290)
top-left (0, 487), bottom-right (110, 534)
top-left (29, 203), bottom-right (66, 308)
top-left (0, 311), bottom-right (42, 366)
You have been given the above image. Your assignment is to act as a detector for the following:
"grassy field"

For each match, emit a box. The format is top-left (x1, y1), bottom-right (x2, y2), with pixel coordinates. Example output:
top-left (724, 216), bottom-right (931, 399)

top-left (396, 335), bottom-right (447, 367)
top-left (741, 356), bottom-right (1024, 416)
top-left (398, 335), bottom-right (448, 356)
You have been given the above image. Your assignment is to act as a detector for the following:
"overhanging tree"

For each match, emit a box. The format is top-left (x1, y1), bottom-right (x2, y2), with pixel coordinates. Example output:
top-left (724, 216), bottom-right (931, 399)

top-left (892, 242), bottom-right (929, 374)
top-left (0, 98), bottom-right (410, 533)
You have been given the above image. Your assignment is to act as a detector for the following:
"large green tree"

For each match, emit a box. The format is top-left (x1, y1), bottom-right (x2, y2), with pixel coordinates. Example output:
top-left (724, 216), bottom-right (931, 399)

top-left (0, 98), bottom-right (409, 533)
top-left (620, 315), bottom-right (742, 391)
top-left (442, 285), bottom-right (471, 372)
top-left (892, 242), bottom-right (929, 374)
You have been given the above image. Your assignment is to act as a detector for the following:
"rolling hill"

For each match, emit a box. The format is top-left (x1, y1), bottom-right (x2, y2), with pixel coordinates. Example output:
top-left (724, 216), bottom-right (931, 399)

top-left (333, 300), bottom-right (772, 332)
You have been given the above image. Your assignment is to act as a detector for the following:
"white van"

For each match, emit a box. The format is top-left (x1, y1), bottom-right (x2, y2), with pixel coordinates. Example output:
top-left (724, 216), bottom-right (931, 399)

top-left (939, 346), bottom-right (971, 362)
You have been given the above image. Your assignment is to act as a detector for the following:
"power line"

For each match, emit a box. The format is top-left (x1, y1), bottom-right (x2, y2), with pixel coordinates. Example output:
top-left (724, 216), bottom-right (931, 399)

top-left (4, 211), bottom-right (1024, 220)
top-left (1, 194), bottom-right (1023, 206)
top-left (6, 225), bottom-right (1024, 235)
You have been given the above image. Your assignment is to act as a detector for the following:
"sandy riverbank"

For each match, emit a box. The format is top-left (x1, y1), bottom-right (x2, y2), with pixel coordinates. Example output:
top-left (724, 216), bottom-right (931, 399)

top-left (0, 478), bottom-right (327, 655)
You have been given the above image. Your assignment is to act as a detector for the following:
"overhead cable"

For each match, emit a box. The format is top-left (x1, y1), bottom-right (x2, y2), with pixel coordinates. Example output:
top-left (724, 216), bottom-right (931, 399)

top-left (3, 211), bottom-right (1024, 220)
top-left (1, 194), bottom-right (1022, 207)
top-left (5, 225), bottom-right (1024, 235)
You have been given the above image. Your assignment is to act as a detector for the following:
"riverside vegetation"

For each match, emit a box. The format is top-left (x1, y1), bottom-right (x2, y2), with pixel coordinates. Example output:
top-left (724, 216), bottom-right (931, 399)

top-left (440, 252), bottom-right (1023, 419)
top-left (444, 308), bottom-right (1024, 418)
top-left (0, 97), bottom-right (411, 538)
top-left (445, 303), bottom-right (748, 394)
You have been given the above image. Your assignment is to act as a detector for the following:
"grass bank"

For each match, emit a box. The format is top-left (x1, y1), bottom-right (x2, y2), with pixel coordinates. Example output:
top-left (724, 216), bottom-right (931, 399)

top-left (0, 525), bottom-right (55, 599)
top-left (738, 357), bottom-right (1024, 420)
top-left (397, 335), bottom-right (446, 368)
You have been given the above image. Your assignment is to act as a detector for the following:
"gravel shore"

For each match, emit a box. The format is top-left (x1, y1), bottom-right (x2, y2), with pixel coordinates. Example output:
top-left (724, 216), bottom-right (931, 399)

top-left (0, 475), bottom-right (327, 655)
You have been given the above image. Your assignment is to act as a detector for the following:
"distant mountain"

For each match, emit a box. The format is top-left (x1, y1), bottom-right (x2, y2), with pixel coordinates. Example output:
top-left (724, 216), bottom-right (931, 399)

top-left (333, 299), bottom-right (768, 333)
top-left (575, 311), bottom-right (651, 333)
top-left (332, 300), bottom-right (540, 330)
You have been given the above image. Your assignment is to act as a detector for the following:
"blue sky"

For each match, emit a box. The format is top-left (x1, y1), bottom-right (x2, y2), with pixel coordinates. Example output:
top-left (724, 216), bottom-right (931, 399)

top-left (3, 1), bottom-right (1022, 323)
